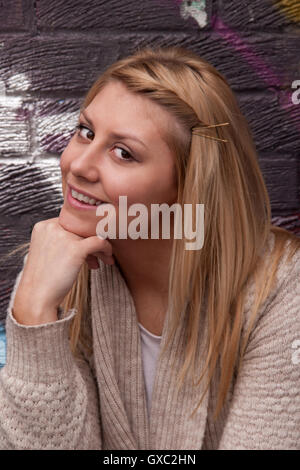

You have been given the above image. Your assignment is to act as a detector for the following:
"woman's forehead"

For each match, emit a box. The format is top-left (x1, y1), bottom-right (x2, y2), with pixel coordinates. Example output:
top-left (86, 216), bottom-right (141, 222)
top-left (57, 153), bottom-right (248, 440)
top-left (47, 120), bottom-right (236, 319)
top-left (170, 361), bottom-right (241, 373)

top-left (85, 81), bottom-right (179, 144)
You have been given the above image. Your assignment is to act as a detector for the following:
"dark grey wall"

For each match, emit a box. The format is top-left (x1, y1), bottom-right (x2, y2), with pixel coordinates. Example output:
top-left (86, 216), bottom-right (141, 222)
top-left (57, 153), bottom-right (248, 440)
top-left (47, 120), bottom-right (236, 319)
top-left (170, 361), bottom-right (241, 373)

top-left (0, 0), bottom-right (299, 324)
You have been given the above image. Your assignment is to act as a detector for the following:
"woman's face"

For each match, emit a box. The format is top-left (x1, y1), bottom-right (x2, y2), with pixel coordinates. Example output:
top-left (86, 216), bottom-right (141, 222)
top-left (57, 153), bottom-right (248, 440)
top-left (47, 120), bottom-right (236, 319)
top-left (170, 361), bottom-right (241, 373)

top-left (59, 80), bottom-right (178, 240)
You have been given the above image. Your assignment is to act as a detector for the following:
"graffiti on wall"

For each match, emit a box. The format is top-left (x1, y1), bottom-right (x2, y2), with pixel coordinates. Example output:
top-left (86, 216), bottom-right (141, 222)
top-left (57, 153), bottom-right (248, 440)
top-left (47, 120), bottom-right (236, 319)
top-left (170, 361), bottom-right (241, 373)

top-left (0, 73), bottom-right (32, 156)
top-left (158, 0), bottom-right (299, 131)
top-left (0, 72), bottom-right (79, 159)
top-left (273, 0), bottom-right (300, 22)
top-left (211, 15), bottom-right (300, 133)
top-left (179, 0), bottom-right (208, 28)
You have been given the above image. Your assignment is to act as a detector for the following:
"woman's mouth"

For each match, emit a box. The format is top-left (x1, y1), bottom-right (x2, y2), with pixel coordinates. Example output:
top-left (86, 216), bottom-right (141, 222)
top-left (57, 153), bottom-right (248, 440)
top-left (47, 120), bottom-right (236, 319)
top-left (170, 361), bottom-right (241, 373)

top-left (67, 185), bottom-right (106, 211)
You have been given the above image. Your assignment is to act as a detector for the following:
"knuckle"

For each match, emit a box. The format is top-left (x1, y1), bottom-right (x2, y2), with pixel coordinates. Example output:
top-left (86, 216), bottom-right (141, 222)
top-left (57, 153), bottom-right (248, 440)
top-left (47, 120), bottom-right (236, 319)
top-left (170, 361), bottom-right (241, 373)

top-left (32, 221), bottom-right (43, 232)
top-left (102, 239), bottom-right (112, 249)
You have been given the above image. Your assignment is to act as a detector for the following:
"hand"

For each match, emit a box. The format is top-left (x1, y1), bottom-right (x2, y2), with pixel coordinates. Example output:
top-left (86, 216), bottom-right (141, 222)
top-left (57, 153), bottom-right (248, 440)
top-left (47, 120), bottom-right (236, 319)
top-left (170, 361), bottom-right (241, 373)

top-left (12, 217), bottom-right (114, 325)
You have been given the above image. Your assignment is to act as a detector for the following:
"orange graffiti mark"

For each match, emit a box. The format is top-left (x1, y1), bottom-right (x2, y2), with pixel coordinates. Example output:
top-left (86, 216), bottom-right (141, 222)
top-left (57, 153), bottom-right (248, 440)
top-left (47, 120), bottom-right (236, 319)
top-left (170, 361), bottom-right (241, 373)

top-left (273, 0), bottom-right (300, 23)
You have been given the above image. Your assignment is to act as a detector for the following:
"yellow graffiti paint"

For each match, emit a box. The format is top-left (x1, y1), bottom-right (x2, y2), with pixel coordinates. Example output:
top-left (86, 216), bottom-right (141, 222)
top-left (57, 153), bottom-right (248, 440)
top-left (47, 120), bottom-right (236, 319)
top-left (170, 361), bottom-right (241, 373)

top-left (273, 0), bottom-right (300, 23)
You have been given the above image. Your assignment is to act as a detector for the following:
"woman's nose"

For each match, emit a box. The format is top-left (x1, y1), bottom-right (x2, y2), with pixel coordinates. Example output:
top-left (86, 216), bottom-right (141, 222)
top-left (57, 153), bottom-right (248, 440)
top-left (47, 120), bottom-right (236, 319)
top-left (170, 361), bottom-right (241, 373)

top-left (70, 142), bottom-right (103, 181)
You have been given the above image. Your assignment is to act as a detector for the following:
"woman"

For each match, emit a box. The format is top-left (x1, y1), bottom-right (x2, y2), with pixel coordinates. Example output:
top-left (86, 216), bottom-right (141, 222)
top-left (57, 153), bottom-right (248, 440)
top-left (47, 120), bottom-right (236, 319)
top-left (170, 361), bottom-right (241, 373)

top-left (0, 45), bottom-right (299, 450)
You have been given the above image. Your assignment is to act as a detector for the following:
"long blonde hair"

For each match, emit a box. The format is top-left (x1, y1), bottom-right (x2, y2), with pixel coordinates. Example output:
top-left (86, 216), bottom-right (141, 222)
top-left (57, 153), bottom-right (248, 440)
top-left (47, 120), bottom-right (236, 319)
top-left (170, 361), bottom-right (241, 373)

top-left (3, 45), bottom-right (300, 421)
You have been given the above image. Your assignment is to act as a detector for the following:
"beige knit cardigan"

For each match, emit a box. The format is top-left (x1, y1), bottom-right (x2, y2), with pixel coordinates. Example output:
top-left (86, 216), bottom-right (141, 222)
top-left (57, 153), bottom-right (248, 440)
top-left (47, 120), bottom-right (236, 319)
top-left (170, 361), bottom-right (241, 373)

top-left (0, 232), bottom-right (299, 450)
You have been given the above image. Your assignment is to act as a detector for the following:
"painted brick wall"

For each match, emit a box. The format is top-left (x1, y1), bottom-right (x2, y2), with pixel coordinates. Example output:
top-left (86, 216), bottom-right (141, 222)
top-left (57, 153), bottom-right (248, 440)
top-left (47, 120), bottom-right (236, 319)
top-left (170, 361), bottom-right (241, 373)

top-left (0, 0), bottom-right (299, 333)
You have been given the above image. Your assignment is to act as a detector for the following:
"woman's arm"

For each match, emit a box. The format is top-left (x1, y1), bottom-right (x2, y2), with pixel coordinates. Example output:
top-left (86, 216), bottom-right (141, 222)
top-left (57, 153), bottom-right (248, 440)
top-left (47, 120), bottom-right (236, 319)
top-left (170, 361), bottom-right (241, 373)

top-left (0, 260), bottom-right (102, 450)
top-left (218, 248), bottom-right (300, 450)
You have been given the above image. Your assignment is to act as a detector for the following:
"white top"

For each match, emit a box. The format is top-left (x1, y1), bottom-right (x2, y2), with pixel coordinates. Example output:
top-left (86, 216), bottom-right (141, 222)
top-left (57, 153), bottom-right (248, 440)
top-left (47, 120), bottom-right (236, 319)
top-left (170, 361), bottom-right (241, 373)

top-left (138, 322), bottom-right (162, 417)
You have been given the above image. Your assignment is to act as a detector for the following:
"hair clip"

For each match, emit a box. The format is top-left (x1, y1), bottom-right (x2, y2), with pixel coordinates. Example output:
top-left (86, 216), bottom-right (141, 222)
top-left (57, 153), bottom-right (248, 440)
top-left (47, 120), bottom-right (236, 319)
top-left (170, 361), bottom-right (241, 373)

top-left (191, 122), bottom-right (229, 143)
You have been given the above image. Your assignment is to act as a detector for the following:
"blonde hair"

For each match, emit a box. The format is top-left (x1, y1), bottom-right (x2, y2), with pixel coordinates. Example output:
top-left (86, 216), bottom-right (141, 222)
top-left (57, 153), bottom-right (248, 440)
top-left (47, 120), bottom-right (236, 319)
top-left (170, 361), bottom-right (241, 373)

top-left (4, 45), bottom-right (300, 422)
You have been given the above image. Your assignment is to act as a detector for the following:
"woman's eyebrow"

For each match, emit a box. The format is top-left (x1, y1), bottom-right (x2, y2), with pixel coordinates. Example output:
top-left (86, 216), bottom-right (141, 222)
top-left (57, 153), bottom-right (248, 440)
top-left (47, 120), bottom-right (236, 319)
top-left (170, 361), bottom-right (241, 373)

top-left (80, 110), bottom-right (94, 128)
top-left (79, 110), bottom-right (148, 149)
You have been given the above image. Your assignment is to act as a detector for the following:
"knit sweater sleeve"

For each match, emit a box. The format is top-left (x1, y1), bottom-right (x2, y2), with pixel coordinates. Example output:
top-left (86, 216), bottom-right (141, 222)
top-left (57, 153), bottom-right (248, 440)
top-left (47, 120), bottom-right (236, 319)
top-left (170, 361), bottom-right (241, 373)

top-left (218, 246), bottom-right (300, 450)
top-left (0, 257), bottom-right (102, 450)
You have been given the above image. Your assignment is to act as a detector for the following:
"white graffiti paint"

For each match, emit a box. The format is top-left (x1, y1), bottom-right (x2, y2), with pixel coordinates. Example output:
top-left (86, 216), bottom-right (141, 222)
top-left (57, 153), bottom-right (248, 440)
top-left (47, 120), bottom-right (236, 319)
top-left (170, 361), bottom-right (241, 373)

top-left (291, 80), bottom-right (300, 105)
top-left (0, 73), bottom-right (77, 158)
top-left (7, 72), bottom-right (31, 92)
top-left (0, 75), bottom-right (30, 155)
top-left (180, 0), bottom-right (207, 28)
top-left (0, 78), bottom-right (23, 108)
top-left (36, 108), bottom-right (79, 151)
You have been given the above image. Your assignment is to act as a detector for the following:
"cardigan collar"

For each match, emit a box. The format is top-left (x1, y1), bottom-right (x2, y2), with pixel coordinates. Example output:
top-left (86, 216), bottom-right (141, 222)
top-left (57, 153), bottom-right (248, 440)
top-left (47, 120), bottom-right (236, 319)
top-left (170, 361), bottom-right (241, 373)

top-left (90, 259), bottom-right (210, 450)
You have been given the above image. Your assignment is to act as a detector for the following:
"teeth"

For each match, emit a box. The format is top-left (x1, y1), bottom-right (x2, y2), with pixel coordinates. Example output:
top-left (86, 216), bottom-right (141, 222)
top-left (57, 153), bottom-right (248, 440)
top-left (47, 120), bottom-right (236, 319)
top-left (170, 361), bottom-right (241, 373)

top-left (71, 189), bottom-right (102, 206)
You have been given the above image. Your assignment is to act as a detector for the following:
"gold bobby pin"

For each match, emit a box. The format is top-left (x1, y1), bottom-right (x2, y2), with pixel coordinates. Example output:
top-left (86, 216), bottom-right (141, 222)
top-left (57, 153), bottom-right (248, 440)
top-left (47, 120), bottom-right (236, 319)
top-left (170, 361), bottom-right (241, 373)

top-left (191, 122), bottom-right (229, 143)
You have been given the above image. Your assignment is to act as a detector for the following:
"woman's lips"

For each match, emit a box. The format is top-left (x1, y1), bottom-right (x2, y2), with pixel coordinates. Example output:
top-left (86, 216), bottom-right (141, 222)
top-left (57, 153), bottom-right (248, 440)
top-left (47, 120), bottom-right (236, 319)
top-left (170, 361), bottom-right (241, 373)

top-left (67, 185), bottom-right (102, 211)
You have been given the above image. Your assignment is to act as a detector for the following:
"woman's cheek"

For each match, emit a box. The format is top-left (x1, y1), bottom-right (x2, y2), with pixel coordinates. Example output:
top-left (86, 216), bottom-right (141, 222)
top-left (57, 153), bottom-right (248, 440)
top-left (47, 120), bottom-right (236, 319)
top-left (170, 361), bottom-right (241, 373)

top-left (60, 146), bottom-right (74, 194)
top-left (104, 177), bottom-right (135, 205)
top-left (60, 146), bottom-right (71, 173)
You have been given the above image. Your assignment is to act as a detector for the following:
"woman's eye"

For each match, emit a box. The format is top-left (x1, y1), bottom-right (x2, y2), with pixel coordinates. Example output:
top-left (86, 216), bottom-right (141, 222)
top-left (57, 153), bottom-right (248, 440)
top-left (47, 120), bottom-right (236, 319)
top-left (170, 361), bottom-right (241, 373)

top-left (113, 146), bottom-right (134, 162)
top-left (74, 124), bottom-right (135, 162)
top-left (75, 124), bottom-right (94, 140)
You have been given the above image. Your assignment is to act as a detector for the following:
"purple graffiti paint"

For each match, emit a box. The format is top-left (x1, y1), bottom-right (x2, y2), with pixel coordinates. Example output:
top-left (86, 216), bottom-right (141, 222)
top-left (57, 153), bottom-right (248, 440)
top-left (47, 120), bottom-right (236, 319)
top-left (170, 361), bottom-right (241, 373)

top-left (212, 15), bottom-right (300, 132)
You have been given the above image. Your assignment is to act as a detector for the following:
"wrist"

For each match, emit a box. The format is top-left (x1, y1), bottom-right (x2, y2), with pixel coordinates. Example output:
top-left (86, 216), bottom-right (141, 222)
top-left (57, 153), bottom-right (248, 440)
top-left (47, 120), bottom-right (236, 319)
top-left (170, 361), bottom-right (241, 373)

top-left (12, 305), bottom-right (58, 326)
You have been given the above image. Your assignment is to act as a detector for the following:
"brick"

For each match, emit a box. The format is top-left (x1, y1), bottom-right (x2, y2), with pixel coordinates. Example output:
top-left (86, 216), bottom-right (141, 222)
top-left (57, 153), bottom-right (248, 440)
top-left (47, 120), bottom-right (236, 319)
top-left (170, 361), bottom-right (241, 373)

top-left (259, 155), bottom-right (299, 214)
top-left (217, 0), bottom-right (300, 32)
top-left (0, 0), bottom-right (33, 32)
top-left (1, 214), bottom-right (32, 245)
top-left (0, 93), bottom-right (31, 156)
top-left (35, 98), bottom-right (81, 154)
top-left (35, 0), bottom-right (211, 33)
top-left (0, 34), bottom-right (121, 95)
top-left (236, 91), bottom-right (300, 154)
top-left (0, 276), bottom-right (16, 323)
top-left (0, 32), bottom-right (298, 95)
top-left (0, 162), bottom-right (63, 217)
top-left (0, 215), bottom-right (32, 309)
top-left (0, 210), bottom-right (60, 323)
top-left (207, 30), bottom-right (299, 90)
top-left (0, 215), bottom-right (33, 263)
